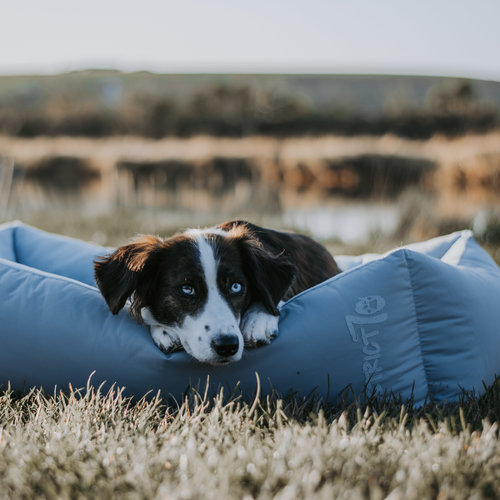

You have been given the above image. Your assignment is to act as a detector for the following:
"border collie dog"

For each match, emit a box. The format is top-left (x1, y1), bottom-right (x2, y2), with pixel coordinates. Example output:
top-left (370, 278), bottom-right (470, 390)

top-left (94, 220), bottom-right (340, 365)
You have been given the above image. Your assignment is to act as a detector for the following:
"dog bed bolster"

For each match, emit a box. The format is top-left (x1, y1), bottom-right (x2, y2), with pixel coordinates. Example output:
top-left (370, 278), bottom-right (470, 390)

top-left (1, 221), bottom-right (499, 404)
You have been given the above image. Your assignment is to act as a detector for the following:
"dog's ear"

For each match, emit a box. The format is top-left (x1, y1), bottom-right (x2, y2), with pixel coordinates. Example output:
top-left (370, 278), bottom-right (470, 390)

top-left (94, 236), bottom-right (164, 315)
top-left (234, 233), bottom-right (297, 315)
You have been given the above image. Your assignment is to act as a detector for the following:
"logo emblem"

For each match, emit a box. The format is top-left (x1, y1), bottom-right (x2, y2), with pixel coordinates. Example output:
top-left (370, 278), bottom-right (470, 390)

top-left (355, 296), bottom-right (386, 315)
top-left (345, 295), bottom-right (388, 395)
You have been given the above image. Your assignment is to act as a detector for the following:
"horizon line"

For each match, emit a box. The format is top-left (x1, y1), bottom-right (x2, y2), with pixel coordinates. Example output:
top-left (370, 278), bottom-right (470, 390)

top-left (0, 66), bottom-right (499, 83)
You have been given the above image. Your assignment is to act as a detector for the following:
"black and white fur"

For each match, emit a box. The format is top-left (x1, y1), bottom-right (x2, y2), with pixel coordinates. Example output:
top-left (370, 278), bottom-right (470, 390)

top-left (94, 220), bottom-right (340, 365)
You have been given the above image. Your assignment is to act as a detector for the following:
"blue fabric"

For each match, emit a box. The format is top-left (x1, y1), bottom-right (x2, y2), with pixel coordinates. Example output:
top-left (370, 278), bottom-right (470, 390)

top-left (1, 221), bottom-right (499, 404)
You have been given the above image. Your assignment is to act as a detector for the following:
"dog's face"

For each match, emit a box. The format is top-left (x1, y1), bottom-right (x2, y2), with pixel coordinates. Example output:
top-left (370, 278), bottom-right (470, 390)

top-left (94, 225), bottom-right (296, 364)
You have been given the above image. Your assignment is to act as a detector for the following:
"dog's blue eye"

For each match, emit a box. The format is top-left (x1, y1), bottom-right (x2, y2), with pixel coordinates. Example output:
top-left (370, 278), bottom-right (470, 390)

top-left (181, 285), bottom-right (195, 296)
top-left (230, 282), bottom-right (243, 294)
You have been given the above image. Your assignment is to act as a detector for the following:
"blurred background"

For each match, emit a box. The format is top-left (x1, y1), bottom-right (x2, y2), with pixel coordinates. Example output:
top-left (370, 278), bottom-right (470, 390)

top-left (1, 0), bottom-right (499, 258)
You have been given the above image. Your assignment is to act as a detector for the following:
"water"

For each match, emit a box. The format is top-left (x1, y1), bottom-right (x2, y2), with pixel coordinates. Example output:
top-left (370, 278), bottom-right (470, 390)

top-left (283, 203), bottom-right (399, 243)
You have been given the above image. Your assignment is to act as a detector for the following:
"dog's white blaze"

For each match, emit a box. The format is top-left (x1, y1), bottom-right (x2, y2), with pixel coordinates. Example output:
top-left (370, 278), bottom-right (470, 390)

top-left (185, 227), bottom-right (229, 238)
top-left (141, 233), bottom-right (243, 364)
top-left (197, 235), bottom-right (219, 292)
top-left (173, 235), bottom-right (243, 363)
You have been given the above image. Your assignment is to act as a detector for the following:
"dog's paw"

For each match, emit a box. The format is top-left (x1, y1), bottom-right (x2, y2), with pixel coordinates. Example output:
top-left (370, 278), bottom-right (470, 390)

top-left (149, 325), bottom-right (182, 354)
top-left (141, 307), bottom-right (181, 354)
top-left (241, 304), bottom-right (280, 347)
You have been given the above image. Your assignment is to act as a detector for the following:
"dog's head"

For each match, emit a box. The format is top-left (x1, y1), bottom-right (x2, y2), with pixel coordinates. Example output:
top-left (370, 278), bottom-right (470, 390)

top-left (94, 224), bottom-right (296, 364)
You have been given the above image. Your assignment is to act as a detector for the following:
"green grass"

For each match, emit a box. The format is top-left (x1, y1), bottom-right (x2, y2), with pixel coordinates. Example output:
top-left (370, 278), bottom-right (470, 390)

top-left (2, 381), bottom-right (500, 499)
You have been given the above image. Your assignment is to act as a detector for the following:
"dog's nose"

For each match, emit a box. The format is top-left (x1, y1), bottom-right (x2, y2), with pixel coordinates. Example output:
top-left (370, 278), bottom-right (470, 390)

top-left (211, 334), bottom-right (239, 357)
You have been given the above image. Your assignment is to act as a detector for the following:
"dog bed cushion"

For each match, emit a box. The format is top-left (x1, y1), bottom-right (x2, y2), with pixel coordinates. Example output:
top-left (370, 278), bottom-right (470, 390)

top-left (1, 221), bottom-right (499, 405)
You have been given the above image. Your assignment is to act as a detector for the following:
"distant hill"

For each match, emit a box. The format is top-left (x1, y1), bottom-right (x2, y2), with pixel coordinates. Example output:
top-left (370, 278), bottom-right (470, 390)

top-left (0, 71), bottom-right (498, 138)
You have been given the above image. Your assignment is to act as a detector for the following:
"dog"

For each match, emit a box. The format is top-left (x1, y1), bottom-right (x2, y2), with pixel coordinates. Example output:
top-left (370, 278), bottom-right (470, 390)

top-left (94, 220), bottom-right (340, 365)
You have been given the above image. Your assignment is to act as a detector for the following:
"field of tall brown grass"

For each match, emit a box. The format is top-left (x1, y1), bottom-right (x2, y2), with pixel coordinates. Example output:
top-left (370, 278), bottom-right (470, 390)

top-left (1, 131), bottom-right (500, 244)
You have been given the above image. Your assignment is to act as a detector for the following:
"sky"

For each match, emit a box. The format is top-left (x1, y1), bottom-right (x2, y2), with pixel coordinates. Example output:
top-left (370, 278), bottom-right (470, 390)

top-left (1, 0), bottom-right (499, 80)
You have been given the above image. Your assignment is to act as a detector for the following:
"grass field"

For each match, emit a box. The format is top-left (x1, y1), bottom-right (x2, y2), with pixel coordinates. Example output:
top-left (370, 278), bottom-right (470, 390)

top-left (2, 132), bottom-right (500, 239)
top-left (2, 380), bottom-right (500, 499)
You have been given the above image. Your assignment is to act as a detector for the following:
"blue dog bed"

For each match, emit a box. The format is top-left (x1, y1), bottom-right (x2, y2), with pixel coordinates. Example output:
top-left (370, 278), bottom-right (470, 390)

top-left (1, 221), bottom-right (499, 404)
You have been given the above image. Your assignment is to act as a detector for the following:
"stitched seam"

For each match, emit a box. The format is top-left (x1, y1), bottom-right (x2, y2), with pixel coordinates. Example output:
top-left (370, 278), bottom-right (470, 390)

top-left (402, 249), bottom-right (431, 398)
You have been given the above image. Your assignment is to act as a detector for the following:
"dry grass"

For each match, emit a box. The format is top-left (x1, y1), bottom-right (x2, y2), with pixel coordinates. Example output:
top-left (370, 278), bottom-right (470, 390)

top-left (2, 132), bottom-right (500, 226)
top-left (2, 380), bottom-right (500, 499)
top-left (2, 132), bottom-right (500, 165)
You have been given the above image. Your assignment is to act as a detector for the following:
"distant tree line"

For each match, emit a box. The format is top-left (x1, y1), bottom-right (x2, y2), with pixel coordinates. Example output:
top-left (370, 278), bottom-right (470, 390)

top-left (0, 80), bottom-right (497, 139)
